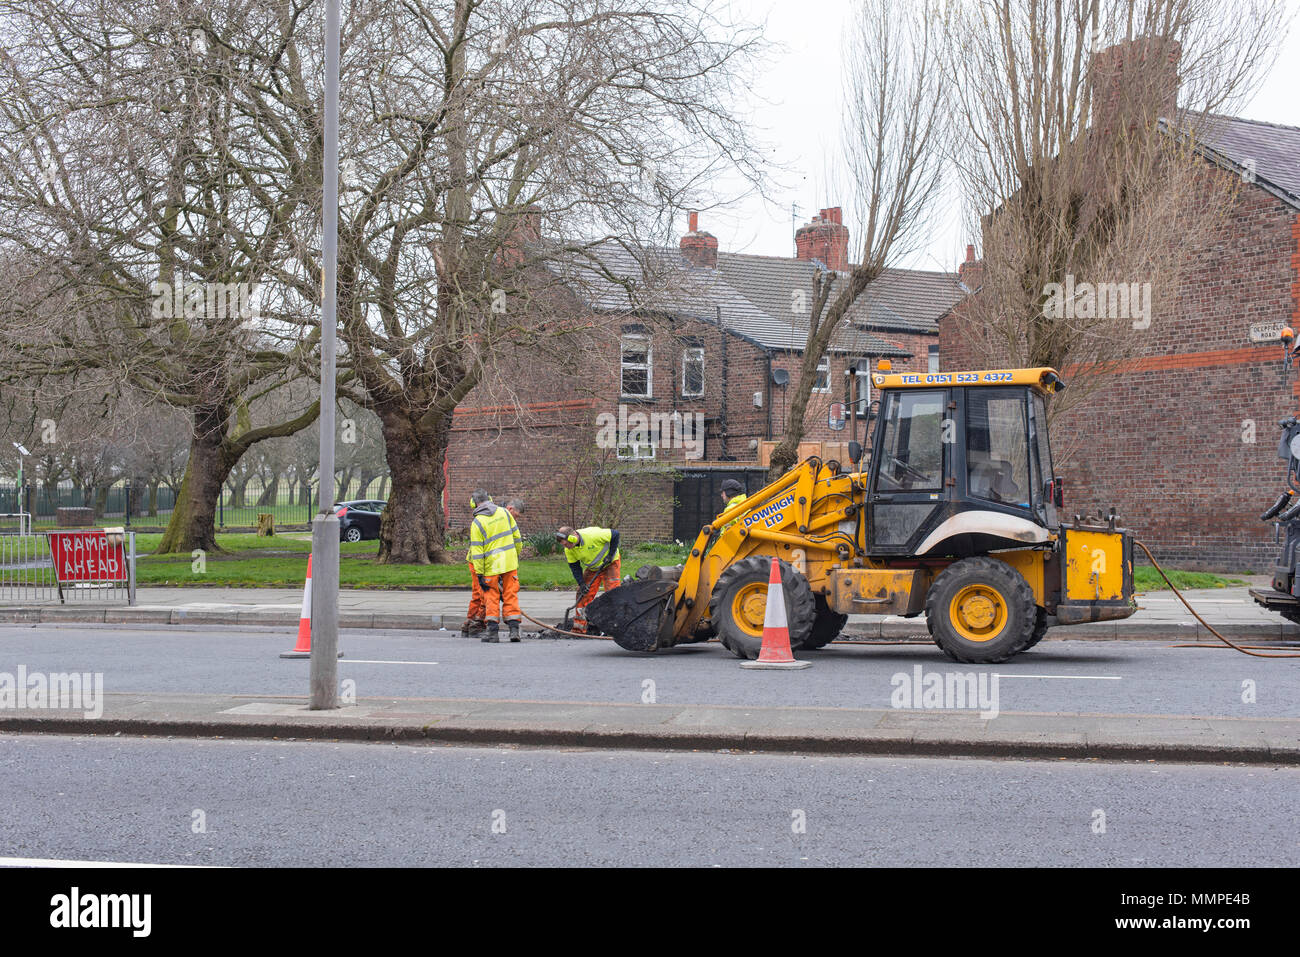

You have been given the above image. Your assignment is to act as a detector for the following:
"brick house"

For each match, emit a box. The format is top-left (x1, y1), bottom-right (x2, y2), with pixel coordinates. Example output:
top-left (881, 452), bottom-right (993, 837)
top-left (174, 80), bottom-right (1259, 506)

top-left (940, 109), bottom-right (1300, 572)
top-left (447, 209), bottom-right (963, 543)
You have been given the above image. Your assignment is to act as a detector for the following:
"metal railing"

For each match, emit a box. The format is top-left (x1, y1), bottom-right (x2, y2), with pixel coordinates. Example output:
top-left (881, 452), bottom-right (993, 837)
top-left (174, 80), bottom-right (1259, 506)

top-left (0, 532), bottom-right (135, 605)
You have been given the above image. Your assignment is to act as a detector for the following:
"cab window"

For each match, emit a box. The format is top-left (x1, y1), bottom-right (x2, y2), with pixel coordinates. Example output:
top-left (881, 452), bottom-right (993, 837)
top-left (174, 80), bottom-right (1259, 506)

top-left (874, 390), bottom-right (945, 492)
top-left (966, 389), bottom-right (1030, 507)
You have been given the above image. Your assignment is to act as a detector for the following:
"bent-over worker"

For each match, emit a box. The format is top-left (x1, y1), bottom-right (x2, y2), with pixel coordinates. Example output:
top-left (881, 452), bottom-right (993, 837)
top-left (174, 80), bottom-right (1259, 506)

top-left (555, 525), bottom-right (621, 635)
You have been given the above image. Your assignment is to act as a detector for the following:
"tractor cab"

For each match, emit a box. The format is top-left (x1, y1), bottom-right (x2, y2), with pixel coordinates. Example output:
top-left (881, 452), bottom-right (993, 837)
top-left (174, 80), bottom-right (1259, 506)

top-left (862, 365), bottom-right (1066, 558)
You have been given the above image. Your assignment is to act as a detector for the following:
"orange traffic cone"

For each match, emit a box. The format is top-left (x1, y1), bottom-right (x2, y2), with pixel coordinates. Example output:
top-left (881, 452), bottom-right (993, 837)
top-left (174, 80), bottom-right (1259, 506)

top-left (279, 555), bottom-right (314, 658)
top-left (741, 558), bottom-right (812, 670)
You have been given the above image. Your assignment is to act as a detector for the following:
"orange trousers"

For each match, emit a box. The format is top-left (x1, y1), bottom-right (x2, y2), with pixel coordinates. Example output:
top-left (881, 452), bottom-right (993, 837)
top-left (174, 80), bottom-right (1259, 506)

top-left (483, 570), bottom-right (521, 623)
top-left (466, 563), bottom-right (486, 623)
top-left (573, 559), bottom-right (621, 633)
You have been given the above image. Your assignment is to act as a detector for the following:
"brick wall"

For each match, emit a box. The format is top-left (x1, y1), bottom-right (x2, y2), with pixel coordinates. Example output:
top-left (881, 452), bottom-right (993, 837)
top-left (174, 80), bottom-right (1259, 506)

top-left (940, 166), bottom-right (1300, 571)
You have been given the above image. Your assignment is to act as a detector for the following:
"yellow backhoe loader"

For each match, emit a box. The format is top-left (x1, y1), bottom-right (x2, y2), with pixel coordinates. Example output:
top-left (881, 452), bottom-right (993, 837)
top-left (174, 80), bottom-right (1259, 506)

top-left (588, 365), bottom-right (1136, 664)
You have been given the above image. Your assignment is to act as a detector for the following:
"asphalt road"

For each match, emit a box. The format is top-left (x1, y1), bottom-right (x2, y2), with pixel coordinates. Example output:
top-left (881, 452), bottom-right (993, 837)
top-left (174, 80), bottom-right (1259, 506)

top-left (1, 734), bottom-right (1295, 867)
top-left (1, 623), bottom-right (1297, 718)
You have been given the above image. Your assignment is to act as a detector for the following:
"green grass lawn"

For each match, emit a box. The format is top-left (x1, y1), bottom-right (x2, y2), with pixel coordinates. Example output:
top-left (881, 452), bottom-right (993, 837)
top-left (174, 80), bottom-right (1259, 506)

top-left (1133, 566), bottom-right (1246, 591)
top-left (134, 532), bottom-right (691, 589)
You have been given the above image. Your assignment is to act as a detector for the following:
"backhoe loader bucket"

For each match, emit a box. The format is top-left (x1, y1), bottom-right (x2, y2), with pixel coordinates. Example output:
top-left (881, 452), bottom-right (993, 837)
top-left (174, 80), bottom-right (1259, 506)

top-left (586, 579), bottom-right (677, 652)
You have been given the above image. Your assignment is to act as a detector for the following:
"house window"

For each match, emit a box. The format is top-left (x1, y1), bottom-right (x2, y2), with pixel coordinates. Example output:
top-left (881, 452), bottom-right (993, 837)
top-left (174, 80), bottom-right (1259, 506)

top-left (813, 356), bottom-right (831, 393)
top-left (682, 347), bottom-right (705, 397)
top-left (617, 441), bottom-right (656, 461)
top-left (621, 335), bottom-right (652, 398)
top-left (928, 345), bottom-right (939, 373)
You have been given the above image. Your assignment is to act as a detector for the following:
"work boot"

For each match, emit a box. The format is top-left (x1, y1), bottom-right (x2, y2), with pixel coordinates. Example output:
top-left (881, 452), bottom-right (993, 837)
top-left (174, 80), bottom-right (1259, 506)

top-left (507, 621), bottom-right (521, 643)
top-left (481, 622), bottom-right (500, 643)
top-left (461, 618), bottom-right (485, 638)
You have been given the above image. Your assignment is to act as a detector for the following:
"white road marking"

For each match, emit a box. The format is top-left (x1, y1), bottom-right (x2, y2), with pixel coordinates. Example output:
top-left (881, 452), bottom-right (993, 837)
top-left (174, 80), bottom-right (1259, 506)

top-left (340, 659), bottom-right (439, 666)
top-left (992, 673), bottom-right (1122, 680)
top-left (0, 855), bottom-right (201, 868)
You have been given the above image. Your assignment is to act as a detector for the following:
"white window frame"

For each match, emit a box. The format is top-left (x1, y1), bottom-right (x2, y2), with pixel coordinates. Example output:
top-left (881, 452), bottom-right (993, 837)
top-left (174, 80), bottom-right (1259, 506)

top-left (812, 356), bottom-right (831, 394)
top-left (854, 362), bottom-right (871, 417)
top-left (928, 345), bottom-right (940, 374)
top-left (616, 441), bottom-right (656, 461)
top-left (681, 346), bottom-right (705, 398)
top-left (621, 335), bottom-right (653, 399)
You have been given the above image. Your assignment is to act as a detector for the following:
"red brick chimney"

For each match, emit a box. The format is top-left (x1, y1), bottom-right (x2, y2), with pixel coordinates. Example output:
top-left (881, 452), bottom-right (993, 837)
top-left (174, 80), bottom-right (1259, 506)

top-left (1089, 37), bottom-right (1181, 136)
top-left (679, 210), bottom-right (719, 268)
top-left (795, 207), bottom-right (850, 271)
top-left (957, 244), bottom-right (984, 290)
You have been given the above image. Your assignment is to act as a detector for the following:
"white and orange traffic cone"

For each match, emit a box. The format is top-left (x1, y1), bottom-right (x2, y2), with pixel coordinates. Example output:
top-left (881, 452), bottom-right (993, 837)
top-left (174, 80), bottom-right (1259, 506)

top-left (741, 558), bottom-right (812, 670)
top-left (279, 555), bottom-right (314, 658)
top-left (280, 555), bottom-right (342, 659)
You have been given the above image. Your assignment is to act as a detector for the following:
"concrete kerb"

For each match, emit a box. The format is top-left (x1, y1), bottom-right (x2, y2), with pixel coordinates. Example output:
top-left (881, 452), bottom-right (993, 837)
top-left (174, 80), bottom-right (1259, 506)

top-left (1, 694), bottom-right (1297, 765)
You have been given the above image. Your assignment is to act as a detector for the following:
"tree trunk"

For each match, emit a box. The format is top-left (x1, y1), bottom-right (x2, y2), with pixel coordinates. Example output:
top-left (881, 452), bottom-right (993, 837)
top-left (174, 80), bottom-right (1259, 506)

top-left (767, 351), bottom-right (823, 479)
top-left (255, 475), bottom-right (279, 507)
top-left (92, 484), bottom-right (109, 518)
top-left (157, 410), bottom-right (231, 554)
top-left (148, 481), bottom-right (159, 517)
top-left (335, 467), bottom-right (353, 504)
top-left (376, 411), bottom-right (449, 564)
top-left (228, 476), bottom-right (249, 509)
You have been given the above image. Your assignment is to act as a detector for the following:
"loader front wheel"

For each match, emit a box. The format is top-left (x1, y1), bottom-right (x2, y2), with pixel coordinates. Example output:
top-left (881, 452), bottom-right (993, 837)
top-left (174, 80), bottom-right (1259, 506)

top-left (710, 557), bottom-right (816, 659)
top-left (926, 557), bottom-right (1036, 664)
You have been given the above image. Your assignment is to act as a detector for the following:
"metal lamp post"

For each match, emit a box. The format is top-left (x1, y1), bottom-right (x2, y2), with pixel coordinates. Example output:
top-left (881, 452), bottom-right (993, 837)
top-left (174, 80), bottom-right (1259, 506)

top-left (310, 0), bottom-right (342, 709)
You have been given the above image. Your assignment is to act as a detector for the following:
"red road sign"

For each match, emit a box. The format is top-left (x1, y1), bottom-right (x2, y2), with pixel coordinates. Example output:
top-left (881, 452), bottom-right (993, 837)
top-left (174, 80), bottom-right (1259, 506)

top-left (47, 530), bottom-right (128, 583)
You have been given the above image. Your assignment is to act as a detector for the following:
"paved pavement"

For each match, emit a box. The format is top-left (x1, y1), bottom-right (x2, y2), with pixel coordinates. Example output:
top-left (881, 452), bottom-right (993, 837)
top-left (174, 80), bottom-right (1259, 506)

top-left (2, 579), bottom-right (1298, 642)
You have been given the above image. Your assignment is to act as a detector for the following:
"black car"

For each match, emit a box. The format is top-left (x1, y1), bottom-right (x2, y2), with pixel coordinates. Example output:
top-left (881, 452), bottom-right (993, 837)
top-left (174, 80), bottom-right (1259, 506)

top-left (335, 500), bottom-right (386, 542)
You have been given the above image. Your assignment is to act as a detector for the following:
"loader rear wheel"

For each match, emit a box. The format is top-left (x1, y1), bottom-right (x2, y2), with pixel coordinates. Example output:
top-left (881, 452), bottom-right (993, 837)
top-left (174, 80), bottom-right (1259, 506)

top-left (803, 595), bottom-right (848, 650)
top-left (710, 557), bottom-right (816, 659)
top-left (925, 557), bottom-right (1036, 664)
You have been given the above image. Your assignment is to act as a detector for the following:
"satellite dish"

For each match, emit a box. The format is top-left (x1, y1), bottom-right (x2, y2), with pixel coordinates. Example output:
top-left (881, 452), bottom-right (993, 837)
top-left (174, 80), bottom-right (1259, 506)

top-left (772, 368), bottom-right (789, 386)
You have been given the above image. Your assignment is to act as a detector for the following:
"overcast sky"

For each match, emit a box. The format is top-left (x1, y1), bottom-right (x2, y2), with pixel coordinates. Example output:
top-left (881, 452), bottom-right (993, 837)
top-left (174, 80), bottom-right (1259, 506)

top-left (699, 0), bottom-right (1300, 274)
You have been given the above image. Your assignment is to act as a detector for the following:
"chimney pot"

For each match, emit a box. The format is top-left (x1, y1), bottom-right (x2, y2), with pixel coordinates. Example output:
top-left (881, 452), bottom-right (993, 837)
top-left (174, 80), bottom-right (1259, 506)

top-left (795, 205), bottom-right (850, 271)
top-left (688, 210), bottom-right (699, 233)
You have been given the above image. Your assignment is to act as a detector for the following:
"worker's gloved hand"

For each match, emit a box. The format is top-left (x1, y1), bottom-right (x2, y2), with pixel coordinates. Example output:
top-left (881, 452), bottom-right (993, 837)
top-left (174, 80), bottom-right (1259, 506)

top-left (478, 575), bottom-right (489, 590)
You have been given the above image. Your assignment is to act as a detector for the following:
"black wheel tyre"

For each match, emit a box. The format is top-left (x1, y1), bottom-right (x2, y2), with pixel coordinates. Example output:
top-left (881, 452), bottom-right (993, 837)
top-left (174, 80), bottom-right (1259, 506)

top-left (803, 595), bottom-right (848, 650)
top-left (1024, 606), bottom-right (1049, 649)
top-left (344, 526), bottom-right (363, 543)
top-left (709, 556), bottom-right (816, 660)
top-left (925, 556), bottom-right (1036, 664)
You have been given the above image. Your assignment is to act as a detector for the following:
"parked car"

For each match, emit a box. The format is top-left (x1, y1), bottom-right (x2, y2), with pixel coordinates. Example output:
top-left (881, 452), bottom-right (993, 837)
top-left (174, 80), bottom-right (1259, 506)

top-left (335, 500), bottom-right (386, 542)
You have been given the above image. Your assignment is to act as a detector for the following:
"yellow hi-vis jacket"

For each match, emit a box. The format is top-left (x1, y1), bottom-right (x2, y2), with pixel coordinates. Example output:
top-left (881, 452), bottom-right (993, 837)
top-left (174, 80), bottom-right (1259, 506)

top-left (468, 503), bottom-right (521, 576)
top-left (720, 493), bottom-right (748, 531)
top-left (564, 527), bottom-right (619, 573)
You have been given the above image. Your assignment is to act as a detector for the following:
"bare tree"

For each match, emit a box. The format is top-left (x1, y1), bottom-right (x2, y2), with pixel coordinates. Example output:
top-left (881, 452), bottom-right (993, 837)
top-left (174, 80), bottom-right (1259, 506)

top-left (941, 0), bottom-right (1289, 426)
top-left (298, 0), bottom-right (763, 562)
top-left (0, 1), bottom-right (322, 553)
top-left (767, 0), bottom-right (948, 477)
